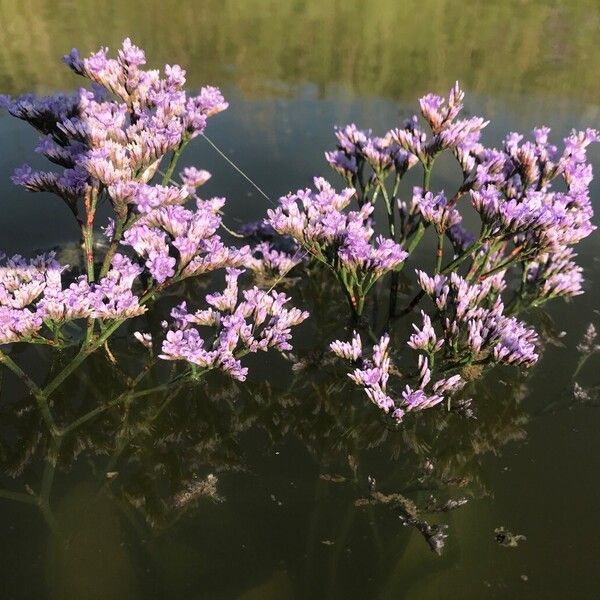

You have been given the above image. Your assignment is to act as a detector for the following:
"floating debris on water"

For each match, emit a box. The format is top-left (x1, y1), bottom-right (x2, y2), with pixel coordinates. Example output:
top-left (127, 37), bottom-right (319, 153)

top-left (495, 526), bottom-right (526, 547)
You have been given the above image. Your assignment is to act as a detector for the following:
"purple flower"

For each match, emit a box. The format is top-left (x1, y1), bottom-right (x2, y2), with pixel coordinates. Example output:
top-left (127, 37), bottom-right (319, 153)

top-left (408, 311), bottom-right (444, 353)
top-left (331, 332), bottom-right (466, 422)
top-left (145, 250), bottom-right (176, 283)
top-left (526, 247), bottom-right (584, 300)
top-left (325, 150), bottom-right (358, 179)
top-left (388, 83), bottom-right (488, 165)
top-left (179, 166), bottom-right (211, 193)
top-left (158, 269), bottom-right (308, 380)
top-left (9, 38), bottom-right (229, 231)
top-left (118, 38), bottom-right (146, 67)
top-left (330, 330), bottom-right (362, 361)
top-left (419, 82), bottom-right (464, 134)
top-left (412, 187), bottom-right (462, 233)
top-left (416, 270), bottom-right (539, 368)
top-left (268, 178), bottom-right (407, 314)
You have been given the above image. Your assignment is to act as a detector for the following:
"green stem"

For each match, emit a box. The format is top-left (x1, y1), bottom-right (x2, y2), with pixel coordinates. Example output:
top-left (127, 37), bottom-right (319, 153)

top-left (42, 319), bottom-right (125, 399)
top-left (355, 292), bottom-right (366, 318)
top-left (99, 216), bottom-right (126, 279)
top-left (435, 233), bottom-right (444, 274)
top-left (467, 241), bottom-right (495, 281)
top-left (398, 236), bottom-right (486, 317)
top-left (422, 165), bottom-right (432, 191)
top-left (406, 221), bottom-right (426, 256)
top-left (391, 173), bottom-right (401, 200)
top-left (479, 247), bottom-right (530, 279)
top-left (335, 270), bottom-right (360, 319)
top-left (378, 175), bottom-right (396, 240)
top-left (370, 185), bottom-right (381, 206)
top-left (82, 187), bottom-right (98, 283)
top-left (0, 350), bottom-right (59, 436)
top-left (40, 270), bottom-right (187, 403)
top-left (161, 139), bottom-right (189, 185)
top-left (441, 237), bottom-right (485, 274)
top-left (82, 187), bottom-right (99, 344)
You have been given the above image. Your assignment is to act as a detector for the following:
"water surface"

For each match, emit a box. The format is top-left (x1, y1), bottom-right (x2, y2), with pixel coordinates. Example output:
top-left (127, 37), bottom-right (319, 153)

top-left (0, 1), bottom-right (599, 598)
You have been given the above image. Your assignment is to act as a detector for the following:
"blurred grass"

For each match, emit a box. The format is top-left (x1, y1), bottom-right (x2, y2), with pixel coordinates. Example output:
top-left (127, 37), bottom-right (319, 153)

top-left (0, 0), bottom-right (598, 103)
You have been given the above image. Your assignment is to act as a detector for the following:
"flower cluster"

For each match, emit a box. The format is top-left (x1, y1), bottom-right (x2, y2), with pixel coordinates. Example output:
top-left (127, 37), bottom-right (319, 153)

top-left (120, 197), bottom-right (249, 284)
top-left (3, 39), bottom-right (227, 214)
top-left (0, 252), bottom-right (144, 345)
top-left (415, 271), bottom-right (539, 368)
top-left (330, 331), bottom-right (466, 422)
top-left (267, 177), bottom-right (407, 315)
top-left (317, 82), bottom-right (597, 329)
top-left (159, 268), bottom-right (309, 380)
top-left (0, 55), bottom-right (597, 438)
top-left (412, 187), bottom-right (462, 234)
top-left (2, 39), bottom-right (237, 284)
top-left (325, 124), bottom-right (418, 198)
top-left (0, 39), bottom-right (245, 348)
top-left (387, 82), bottom-right (488, 167)
top-left (523, 247), bottom-right (584, 302)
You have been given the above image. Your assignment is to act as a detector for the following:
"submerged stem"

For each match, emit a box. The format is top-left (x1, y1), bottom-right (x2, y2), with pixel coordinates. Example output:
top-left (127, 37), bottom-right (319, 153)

top-left (0, 350), bottom-right (59, 436)
top-left (42, 318), bottom-right (125, 399)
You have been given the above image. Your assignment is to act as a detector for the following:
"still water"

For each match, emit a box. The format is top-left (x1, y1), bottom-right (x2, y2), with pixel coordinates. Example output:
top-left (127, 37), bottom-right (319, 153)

top-left (0, 1), bottom-right (599, 598)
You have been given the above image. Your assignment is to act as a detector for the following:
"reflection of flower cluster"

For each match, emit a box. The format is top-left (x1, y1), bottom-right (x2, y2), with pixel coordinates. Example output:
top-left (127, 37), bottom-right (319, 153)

top-left (159, 268), bottom-right (309, 381)
top-left (330, 331), bottom-right (466, 422)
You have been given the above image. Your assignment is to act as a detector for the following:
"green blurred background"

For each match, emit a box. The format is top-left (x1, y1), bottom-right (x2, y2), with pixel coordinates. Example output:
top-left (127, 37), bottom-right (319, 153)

top-left (1, 0), bottom-right (598, 105)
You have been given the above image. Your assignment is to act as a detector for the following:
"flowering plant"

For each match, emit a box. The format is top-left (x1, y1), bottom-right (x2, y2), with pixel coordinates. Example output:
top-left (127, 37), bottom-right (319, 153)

top-left (0, 40), bottom-right (307, 443)
top-left (0, 43), bottom-right (597, 446)
top-left (316, 83), bottom-right (597, 421)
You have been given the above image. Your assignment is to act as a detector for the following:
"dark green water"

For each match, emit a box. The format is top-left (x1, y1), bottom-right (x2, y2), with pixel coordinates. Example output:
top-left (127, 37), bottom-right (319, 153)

top-left (0, 1), bottom-right (599, 598)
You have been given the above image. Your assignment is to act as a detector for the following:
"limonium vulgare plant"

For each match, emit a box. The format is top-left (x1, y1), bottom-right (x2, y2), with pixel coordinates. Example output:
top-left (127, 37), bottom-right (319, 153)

top-left (0, 40), bottom-right (597, 453)
top-left (0, 39), bottom-right (308, 452)
top-left (320, 84), bottom-right (598, 422)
